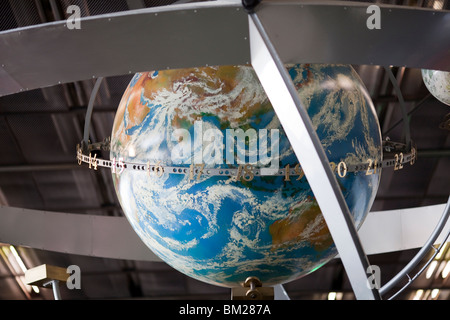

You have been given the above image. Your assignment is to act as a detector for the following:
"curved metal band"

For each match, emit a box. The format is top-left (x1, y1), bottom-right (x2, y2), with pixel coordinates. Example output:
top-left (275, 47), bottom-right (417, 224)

top-left (76, 147), bottom-right (416, 176)
top-left (0, 1), bottom-right (449, 97)
top-left (387, 230), bottom-right (450, 300)
top-left (380, 195), bottom-right (450, 297)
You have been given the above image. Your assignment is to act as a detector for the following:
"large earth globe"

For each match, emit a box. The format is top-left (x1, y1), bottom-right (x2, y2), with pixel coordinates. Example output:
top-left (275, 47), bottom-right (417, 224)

top-left (110, 64), bottom-right (382, 288)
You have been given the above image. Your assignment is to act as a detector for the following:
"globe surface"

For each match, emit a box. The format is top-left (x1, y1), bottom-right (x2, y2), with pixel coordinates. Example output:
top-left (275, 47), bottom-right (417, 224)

top-left (111, 64), bottom-right (382, 287)
top-left (421, 69), bottom-right (450, 106)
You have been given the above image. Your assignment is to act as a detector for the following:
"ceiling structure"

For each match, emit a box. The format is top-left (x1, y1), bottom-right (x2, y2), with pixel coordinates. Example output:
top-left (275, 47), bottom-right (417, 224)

top-left (0, 0), bottom-right (449, 300)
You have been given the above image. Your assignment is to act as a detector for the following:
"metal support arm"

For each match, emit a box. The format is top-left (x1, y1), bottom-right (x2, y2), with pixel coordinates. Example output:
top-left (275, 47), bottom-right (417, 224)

top-left (248, 11), bottom-right (381, 300)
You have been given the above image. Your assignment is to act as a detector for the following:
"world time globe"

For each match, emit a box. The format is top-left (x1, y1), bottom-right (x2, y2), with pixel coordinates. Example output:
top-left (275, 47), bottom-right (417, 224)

top-left (110, 64), bottom-right (382, 288)
top-left (421, 69), bottom-right (450, 106)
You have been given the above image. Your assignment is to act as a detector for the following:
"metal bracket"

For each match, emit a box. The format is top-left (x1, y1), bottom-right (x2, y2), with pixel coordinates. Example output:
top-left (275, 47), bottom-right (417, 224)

top-left (25, 264), bottom-right (69, 300)
top-left (231, 276), bottom-right (274, 300)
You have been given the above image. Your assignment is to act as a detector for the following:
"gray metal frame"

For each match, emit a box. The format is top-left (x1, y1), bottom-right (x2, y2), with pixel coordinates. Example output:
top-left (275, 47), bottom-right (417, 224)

top-left (0, 1), bottom-right (449, 97)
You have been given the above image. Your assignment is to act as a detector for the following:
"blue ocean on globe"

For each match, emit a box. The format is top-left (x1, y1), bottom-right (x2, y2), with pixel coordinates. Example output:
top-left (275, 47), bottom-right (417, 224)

top-left (110, 64), bottom-right (382, 287)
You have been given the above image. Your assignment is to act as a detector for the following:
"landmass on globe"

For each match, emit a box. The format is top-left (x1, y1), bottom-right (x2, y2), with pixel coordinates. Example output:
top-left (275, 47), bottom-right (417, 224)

top-left (269, 198), bottom-right (333, 252)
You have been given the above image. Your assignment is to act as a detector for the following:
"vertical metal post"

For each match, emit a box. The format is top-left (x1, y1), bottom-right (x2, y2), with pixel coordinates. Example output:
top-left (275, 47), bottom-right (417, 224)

top-left (248, 12), bottom-right (381, 300)
top-left (51, 280), bottom-right (61, 300)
